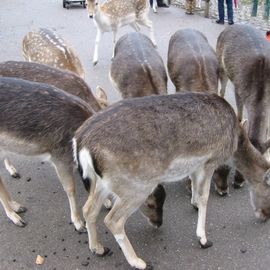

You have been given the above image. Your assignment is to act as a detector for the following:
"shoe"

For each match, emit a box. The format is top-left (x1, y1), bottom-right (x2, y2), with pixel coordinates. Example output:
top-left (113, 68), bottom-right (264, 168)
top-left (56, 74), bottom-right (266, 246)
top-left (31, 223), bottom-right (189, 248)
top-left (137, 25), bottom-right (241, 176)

top-left (228, 21), bottom-right (234, 25)
top-left (216, 19), bottom-right (224, 24)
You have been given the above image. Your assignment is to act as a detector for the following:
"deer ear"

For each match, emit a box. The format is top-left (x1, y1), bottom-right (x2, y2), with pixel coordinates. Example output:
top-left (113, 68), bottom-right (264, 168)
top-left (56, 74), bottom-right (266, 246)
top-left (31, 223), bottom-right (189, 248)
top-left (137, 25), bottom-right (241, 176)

top-left (240, 119), bottom-right (248, 131)
top-left (264, 169), bottom-right (270, 186)
top-left (96, 86), bottom-right (107, 100)
top-left (96, 86), bottom-right (108, 108)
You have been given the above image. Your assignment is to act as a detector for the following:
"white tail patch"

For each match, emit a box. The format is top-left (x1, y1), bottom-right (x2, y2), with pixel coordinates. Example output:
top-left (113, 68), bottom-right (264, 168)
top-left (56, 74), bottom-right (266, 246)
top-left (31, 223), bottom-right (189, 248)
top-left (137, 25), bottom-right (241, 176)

top-left (79, 147), bottom-right (98, 183)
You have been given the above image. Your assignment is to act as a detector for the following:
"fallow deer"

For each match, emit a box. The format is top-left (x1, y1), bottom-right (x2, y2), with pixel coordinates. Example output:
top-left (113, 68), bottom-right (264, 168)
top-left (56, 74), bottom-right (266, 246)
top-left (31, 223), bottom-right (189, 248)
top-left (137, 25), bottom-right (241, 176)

top-left (0, 77), bottom-right (94, 231)
top-left (0, 60), bottom-right (108, 179)
top-left (110, 32), bottom-right (167, 98)
top-left (73, 92), bottom-right (270, 269)
top-left (22, 28), bottom-right (85, 79)
top-left (85, 0), bottom-right (157, 65)
top-left (168, 28), bottom-right (219, 93)
top-left (216, 24), bottom-right (270, 154)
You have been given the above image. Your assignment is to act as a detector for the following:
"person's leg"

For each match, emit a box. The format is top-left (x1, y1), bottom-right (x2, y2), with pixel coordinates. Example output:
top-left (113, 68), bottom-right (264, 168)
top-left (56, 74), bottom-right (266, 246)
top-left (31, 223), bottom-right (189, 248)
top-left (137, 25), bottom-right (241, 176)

top-left (226, 0), bottom-right (234, 24)
top-left (216, 0), bottom-right (225, 23)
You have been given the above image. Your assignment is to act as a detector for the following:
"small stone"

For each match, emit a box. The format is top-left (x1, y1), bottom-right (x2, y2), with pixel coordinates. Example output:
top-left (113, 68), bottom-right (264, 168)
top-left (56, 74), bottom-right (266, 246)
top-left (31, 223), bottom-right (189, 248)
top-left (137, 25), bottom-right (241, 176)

top-left (26, 177), bottom-right (31, 182)
top-left (87, 257), bottom-right (90, 260)
top-left (76, 256), bottom-right (79, 259)
top-left (81, 261), bottom-right (89, 267)
top-left (13, 259), bottom-right (16, 262)
top-left (35, 255), bottom-right (45, 265)
top-left (240, 248), bottom-right (247, 253)
top-left (53, 252), bottom-right (57, 255)
top-left (84, 241), bottom-right (88, 244)
top-left (18, 191), bottom-right (21, 194)
top-left (32, 250), bottom-right (36, 253)
top-left (62, 239), bottom-right (65, 242)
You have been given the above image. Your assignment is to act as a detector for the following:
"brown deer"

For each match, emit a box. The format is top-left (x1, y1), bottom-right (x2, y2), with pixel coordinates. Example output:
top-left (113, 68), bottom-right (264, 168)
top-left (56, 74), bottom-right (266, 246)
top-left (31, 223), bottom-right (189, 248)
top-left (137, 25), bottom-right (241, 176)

top-left (110, 32), bottom-right (167, 98)
top-left (167, 29), bottom-right (229, 195)
top-left (216, 24), bottom-right (270, 154)
top-left (85, 0), bottom-right (156, 65)
top-left (0, 60), bottom-right (108, 179)
top-left (167, 28), bottom-right (219, 93)
top-left (22, 28), bottom-right (85, 79)
top-left (73, 92), bottom-right (270, 269)
top-left (0, 77), bottom-right (94, 231)
top-left (0, 77), bottom-right (162, 232)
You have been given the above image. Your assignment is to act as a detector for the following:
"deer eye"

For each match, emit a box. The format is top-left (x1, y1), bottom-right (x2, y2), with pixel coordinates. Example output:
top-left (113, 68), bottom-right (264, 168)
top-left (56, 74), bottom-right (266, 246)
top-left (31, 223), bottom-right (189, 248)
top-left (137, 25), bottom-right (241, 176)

top-left (147, 203), bottom-right (155, 209)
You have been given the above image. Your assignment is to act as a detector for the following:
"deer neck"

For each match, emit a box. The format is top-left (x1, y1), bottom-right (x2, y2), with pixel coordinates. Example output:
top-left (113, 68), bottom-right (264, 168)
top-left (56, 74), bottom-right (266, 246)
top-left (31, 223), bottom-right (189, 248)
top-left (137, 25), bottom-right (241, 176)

top-left (233, 130), bottom-right (270, 185)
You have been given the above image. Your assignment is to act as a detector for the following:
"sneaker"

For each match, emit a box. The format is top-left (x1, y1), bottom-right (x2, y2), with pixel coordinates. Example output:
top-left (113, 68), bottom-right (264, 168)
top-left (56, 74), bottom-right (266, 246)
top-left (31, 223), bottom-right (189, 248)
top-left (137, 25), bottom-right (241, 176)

top-left (228, 21), bottom-right (234, 25)
top-left (216, 19), bottom-right (224, 24)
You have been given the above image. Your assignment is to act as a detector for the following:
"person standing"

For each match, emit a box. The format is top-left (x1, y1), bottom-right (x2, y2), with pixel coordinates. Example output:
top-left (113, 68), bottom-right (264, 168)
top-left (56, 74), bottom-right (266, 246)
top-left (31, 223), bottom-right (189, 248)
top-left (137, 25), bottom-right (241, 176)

top-left (216, 0), bottom-right (234, 25)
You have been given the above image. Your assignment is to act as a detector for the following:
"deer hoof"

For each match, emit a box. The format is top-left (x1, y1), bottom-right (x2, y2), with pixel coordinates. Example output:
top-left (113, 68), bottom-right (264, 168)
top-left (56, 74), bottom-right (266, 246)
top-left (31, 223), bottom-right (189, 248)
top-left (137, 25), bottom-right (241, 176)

top-left (16, 206), bottom-right (27, 214)
top-left (12, 172), bottom-right (21, 179)
top-left (199, 240), bottom-right (213, 249)
top-left (94, 247), bottom-right (113, 257)
top-left (134, 262), bottom-right (153, 270)
top-left (93, 61), bottom-right (98, 66)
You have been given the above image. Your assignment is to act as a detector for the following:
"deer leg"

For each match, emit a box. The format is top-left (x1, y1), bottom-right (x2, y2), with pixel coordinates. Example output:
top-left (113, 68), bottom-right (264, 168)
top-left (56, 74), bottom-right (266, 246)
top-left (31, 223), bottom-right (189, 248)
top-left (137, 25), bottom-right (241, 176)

top-left (152, 0), bottom-right (158, 13)
top-left (93, 29), bottom-right (102, 66)
top-left (51, 157), bottom-right (86, 232)
top-left (218, 67), bottom-right (228, 98)
top-left (0, 175), bottom-right (27, 226)
top-left (138, 17), bottom-right (157, 47)
top-left (234, 90), bottom-right (244, 122)
top-left (104, 197), bottom-right (149, 269)
top-left (111, 29), bottom-right (118, 60)
top-left (130, 22), bottom-right (140, 32)
top-left (190, 167), bottom-right (214, 248)
top-left (4, 158), bottom-right (20, 178)
top-left (83, 181), bottom-right (109, 255)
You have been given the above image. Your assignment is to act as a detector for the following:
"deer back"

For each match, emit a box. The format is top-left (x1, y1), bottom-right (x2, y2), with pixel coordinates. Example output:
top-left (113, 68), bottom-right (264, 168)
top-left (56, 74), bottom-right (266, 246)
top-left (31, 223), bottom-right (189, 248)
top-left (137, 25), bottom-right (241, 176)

top-left (22, 28), bottom-right (85, 79)
top-left (216, 25), bottom-right (270, 152)
top-left (110, 32), bottom-right (167, 98)
top-left (75, 92), bottom-right (238, 181)
top-left (168, 28), bottom-right (219, 93)
top-left (0, 61), bottom-right (102, 112)
top-left (0, 77), bottom-right (93, 159)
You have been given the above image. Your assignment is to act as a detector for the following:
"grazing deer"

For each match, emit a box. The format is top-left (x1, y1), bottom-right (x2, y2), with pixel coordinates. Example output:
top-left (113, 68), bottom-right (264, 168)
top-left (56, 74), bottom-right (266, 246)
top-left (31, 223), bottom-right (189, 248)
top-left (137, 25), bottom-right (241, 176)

top-left (216, 24), bottom-right (270, 154)
top-left (73, 92), bottom-right (270, 269)
top-left (216, 25), bottom-right (270, 190)
top-left (0, 77), bottom-right (94, 230)
top-left (85, 0), bottom-right (156, 65)
top-left (167, 29), bottom-right (227, 194)
top-left (168, 29), bottom-right (219, 93)
top-left (22, 28), bottom-right (85, 79)
top-left (0, 60), bottom-right (108, 179)
top-left (110, 32), bottom-right (167, 98)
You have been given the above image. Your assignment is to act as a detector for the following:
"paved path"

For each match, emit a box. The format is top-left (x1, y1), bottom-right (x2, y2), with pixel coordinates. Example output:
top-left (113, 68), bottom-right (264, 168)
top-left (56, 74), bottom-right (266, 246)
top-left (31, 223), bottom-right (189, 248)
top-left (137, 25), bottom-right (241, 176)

top-left (0, 1), bottom-right (269, 270)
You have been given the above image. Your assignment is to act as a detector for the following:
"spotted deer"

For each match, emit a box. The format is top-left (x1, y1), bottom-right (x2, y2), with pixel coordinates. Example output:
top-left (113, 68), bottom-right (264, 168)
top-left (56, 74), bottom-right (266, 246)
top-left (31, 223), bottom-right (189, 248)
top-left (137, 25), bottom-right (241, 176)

top-left (73, 92), bottom-right (270, 269)
top-left (110, 32), bottom-right (167, 98)
top-left (86, 0), bottom-right (156, 65)
top-left (0, 60), bottom-right (108, 179)
top-left (22, 28), bottom-right (85, 79)
top-left (0, 77), bottom-right (95, 230)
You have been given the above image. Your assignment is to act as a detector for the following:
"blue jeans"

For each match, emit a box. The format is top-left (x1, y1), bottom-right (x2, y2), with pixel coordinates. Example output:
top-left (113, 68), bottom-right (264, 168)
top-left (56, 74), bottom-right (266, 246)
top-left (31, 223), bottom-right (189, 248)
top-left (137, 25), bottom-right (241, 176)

top-left (218, 0), bottom-right (233, 22)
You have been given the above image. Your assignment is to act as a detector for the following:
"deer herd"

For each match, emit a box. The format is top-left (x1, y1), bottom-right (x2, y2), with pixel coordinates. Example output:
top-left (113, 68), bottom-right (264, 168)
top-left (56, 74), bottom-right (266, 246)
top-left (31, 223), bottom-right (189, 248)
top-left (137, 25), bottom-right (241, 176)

top-left (1, 0), bottom-right (270, 269)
